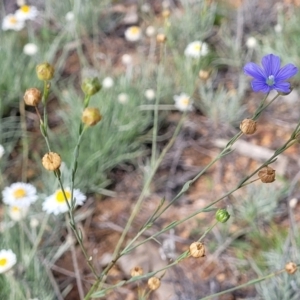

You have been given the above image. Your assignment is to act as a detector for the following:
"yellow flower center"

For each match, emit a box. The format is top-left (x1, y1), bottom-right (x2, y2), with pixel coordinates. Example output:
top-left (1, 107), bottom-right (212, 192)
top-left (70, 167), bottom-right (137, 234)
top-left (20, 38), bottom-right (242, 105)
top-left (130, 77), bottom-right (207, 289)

top-left (181, 98), bottom-right (190, 106)
top-left (9, 16), bottom-right (17, 24)
top-left (21, 5), bottom-right (30, 13)
top-left (11, 206), bottom-right (20, 212)
top-left (13, 188), bottom-right (26, 199)
top-left (193, 44), bottom-right (201, 51)
top-left (55, 190), bottom-right (71, 203)
top-left (130, 26), bottom-right (140, 35)
top-left (0, 258), bottom-right (7, 266)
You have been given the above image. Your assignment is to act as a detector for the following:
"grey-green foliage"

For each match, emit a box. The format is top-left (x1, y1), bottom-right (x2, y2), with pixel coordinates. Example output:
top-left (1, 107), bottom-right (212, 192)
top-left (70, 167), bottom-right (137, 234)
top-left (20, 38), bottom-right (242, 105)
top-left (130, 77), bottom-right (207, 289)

top-left (262, 7), bottom-right (300, 82)
top-left (168, 0), bottom-right (217, 46)
top-left (196, 74), bottom-right (246, 125)
top-left (235, 184), bottom-right (282, 225)
top-left (52, 79), bottom-right (152, 193)
top-left (0, 219), bottom-right (55, 300)
top-left (0, 32), bottom-right (39, 116)
top-left (256, 250), bottom-right (300, 300)
top-left (0, 116), bottom-right (21, 184)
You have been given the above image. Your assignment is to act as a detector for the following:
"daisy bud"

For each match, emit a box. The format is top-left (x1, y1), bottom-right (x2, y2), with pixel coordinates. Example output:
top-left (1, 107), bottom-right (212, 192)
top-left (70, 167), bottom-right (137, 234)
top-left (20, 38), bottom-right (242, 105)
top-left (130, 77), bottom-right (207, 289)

top-left (148, 277), bottom-right (161, 290)
top-left (24, 88), bottom-right (42, 106)
top-left (82, 107), bottom-right (102, 126)
top-left (81, 78), bottom-right (101, 96)
top-left (258, 166), bottom-right (275, 183)
top-left (189, 242), bottom-right (205, 258)
top-left (285, 262), bottom-right (297, 274)
top-left (42, 152), bottom-right (61, 171)
top-left (156, 33), bottom-right (167, 43)
top-left (130, 266), bottom-right (143, 277)
top-left (36, 62), bottom-right (55, 81)
top-left (215, 209), bottom-right (230, 223)
top-left (240, 119), bottom-right (257, 135)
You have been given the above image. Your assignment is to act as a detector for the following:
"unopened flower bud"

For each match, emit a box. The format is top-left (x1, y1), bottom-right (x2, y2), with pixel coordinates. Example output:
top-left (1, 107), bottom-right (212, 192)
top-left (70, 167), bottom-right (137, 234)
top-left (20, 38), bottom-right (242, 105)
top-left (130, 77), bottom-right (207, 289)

top-left (42, 152), bottom-right (61, 171)
top-left (189, 242), bottom-right (205, 258)
top-left (156, 33), bottom-right (167, 43)
top-left (82, 107), bottom-right (102, 126)
top-left (24, 88), bottom-right (42, 106)
top-left (130, 266), bottom-right (143, 277)
top-left (148, 277), bottom-right (161, 290)
top-left (162, 9), bottom-right (171, 18)
top-left (258, 166), bottom-right (275, 183)
top-left (216, 209), bottom-right (230, 223)
top-left (240, 119), bottom-right (257, 134)
top-left (36, 62), bottom-right (55, 81)
top-left (198, 69), bottom-right (210, 81)
top-left (81, 78), bottom-right (101, 96)
top-left (285, 262), bottom-right (297, 274)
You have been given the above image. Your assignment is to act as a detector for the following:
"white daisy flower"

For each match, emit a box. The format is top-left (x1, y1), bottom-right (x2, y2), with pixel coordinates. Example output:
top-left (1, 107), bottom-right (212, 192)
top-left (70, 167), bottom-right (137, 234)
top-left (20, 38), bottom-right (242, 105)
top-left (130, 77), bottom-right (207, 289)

top-left (245, 37), bottom-right (257, 49)
top-left (15, 5), bottom-right (38, 21)
top-left (124, 26), bottom-right (142, 42)
top-left (121, 54), bottom-right (132, 65)
top-left (144, 89), bottom-right (155, 101)
top-left (2, 14), bottom-right (25, 31)
top-left (0, 144), bottom-right (5, 159)
top-left (42, 188), bottom-right (86, 215)
top-left (102, 77), bottom-right (114, 89)
top-left (7, 205), bottom-right (29, 222)
top-left (184, 41), bottom-right (209, 58)
top-left (23, 43), bottom-right (38, 56)
top-left (2, 183), bottom-right (38, 208)
top-left (0, 249), bottom-right (17, 274)
top-left (65, 11), bottom-right (75, 22)
top-left (173, 93), bottom-right (193, 112)
top-left (117, 93), bottom-right (129, 104)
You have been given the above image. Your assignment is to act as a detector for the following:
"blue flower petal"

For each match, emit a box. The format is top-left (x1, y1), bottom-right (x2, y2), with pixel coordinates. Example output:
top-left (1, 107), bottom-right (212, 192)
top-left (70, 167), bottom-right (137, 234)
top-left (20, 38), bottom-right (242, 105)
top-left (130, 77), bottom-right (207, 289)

top-left (261, 54), bottom-right (281, 77)
top-left (251, 80), bottom-right (271, 93)
top-left (244, 62), bottom-right (266, 81)
top-left (273, 82), bottom-right (291, 93)
top-left (275, 64), bottom-right (298, 82)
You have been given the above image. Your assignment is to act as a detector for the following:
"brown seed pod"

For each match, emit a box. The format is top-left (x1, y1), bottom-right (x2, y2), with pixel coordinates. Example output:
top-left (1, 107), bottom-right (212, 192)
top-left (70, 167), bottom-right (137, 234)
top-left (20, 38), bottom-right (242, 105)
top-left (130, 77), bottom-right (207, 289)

top-left (240, 119), bottom-right (257, 134)
top-left (148, 277), bottom-right (161, 290)
top-left (285, 262), bottom-right (297, 274)
top-left (42, 152), bottom-right (61, 171)
top-left (156, 33), bottom-right (167, 43)
top-left (258, 166), bottom-right (276, 183)
top-left (189, 242), bottom-right (205, 258)
top-left (24, 88), bottom-right (42, 106)
top-left (130, 266), bottom-right (143, 277)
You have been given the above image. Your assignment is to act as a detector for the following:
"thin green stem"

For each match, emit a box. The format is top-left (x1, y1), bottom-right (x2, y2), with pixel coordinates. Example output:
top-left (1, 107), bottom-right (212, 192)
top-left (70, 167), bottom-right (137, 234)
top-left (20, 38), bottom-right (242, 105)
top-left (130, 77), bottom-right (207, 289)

top-left (96, 114), bottom-right (187, 289)
top-left (199, 268), bottom-right (288, 300)
top-left (27, 214), bottom-right (50, 266)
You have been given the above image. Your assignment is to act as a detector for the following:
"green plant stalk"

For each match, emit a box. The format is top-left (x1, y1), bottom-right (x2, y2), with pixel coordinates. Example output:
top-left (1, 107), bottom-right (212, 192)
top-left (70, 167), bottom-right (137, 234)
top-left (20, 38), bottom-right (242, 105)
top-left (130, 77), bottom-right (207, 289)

top-left (38, 78), bottom-right (99, 279)
top-left (26, 214), bottom-right (50, 266)
top-left (124, 128), bottom-right (297, 253)
top-left (89, 114), bottom-right (187, 295)
top-left (145, 92), bottom-right (279, 224)
top-left (56, 173), bottom-right (99, 279)
top-left (151, 58), bottom-right (165, 168)
top-left (198, 267), bottom-right (291, 300)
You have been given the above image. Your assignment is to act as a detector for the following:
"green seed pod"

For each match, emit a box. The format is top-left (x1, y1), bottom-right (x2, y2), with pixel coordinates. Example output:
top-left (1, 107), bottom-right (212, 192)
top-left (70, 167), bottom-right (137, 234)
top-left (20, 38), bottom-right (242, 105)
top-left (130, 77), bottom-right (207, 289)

top-left (81, 78), bottom-right (101, 96)
top-left (36, 62), bottom-right (55, 81)
top-left (215, 209), bottom-right (230, 223)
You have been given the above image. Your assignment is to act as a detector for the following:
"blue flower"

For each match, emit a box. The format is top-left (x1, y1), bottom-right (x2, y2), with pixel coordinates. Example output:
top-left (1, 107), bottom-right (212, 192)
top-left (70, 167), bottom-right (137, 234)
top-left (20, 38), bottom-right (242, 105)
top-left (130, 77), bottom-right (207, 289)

top-left (244, 54), bottom-right (298, 94)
